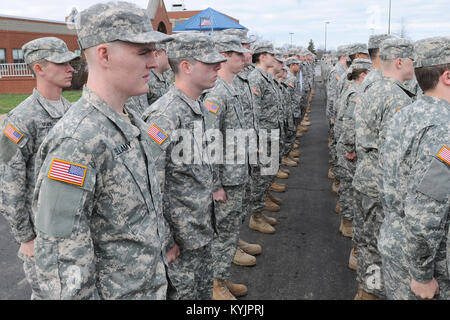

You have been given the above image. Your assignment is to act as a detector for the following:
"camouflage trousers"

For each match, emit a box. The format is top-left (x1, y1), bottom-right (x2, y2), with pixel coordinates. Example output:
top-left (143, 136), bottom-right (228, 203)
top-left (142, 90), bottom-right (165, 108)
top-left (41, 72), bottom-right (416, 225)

top-left (211, 185), bottom-right (246, 280)
top-left (338, 177), bottom-right (355, 221)
top-left (282, 129), bottom-right (296, 157)
top-left (328, 122), bottom-right (336, 166)
top-left (167, 243), bottom-right (213, 300)
top-left (381, 255), bottom-right (450, 300)
top-left (250, 165), bottom-right (275, 214)
top-left (300, 91), bottom-right (309, 119)
top-left (18, 250), bottom-right (44, 300)
top-left (355, 192), bottom-right (385, 298)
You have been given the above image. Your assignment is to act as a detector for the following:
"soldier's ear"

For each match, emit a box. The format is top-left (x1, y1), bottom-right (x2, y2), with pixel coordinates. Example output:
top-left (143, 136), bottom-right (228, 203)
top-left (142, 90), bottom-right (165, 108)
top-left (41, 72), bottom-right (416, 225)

top-left (441, 69), bottom-right (450, 86)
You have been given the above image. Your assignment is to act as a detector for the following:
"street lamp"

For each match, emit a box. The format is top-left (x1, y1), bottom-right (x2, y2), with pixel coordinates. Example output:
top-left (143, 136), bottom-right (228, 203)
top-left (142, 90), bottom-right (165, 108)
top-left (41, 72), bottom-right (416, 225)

top-left (289, 32), bottom-right (294, 47)
top-left (324, 21), bottom-right (330, 53)
top-left (388, 0), bottom-right (392, 34)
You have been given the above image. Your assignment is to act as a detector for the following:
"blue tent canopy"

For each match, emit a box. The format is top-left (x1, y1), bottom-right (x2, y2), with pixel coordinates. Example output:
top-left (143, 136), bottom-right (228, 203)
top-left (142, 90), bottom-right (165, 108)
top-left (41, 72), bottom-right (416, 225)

top-left (173, 7), bottom-right (246, 32)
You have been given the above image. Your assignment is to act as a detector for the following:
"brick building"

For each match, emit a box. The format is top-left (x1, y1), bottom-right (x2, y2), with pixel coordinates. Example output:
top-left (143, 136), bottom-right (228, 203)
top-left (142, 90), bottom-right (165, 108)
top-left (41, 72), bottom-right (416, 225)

top-left (0, 0), bottom-right (172, 94)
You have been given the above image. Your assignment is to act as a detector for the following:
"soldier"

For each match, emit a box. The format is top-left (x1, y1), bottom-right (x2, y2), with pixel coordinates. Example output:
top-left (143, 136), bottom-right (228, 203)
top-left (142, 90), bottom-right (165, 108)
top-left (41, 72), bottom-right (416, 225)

top-left (201, 34), bottom-right (251, 300)
top-left (353, 38), bottom-right (416, 300)
top-left (31, 1), bottom-right (175, 299)
top-left (0, 37), bottom-right (79, 300)
top-left (142, 32), bottom-right (224, 300)
top-left (379, 36), bottom-right (450, 300)
top-left (147, 43), bottom-right (172, 106)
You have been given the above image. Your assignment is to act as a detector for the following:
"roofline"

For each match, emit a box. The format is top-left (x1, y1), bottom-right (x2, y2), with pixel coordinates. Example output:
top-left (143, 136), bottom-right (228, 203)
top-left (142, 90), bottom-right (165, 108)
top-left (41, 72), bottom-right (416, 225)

top-left (0, 13), bottom-right (70, 25)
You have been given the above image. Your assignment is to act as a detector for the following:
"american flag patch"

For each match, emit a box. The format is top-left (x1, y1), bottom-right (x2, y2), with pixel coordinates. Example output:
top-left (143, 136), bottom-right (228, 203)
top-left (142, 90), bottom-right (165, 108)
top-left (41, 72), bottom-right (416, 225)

top-left (204, 100), bottom-right (220, 114)
top-left (437, 146), bottom-right (450, 166)
top-left (148, 124), bottom-right (168, 145)
top-left (3, 124), bottom-right (23, 144)
top-left (48, 159), bottom-right (87, 187)
top-left (251, 86), bottom-right (260, 96)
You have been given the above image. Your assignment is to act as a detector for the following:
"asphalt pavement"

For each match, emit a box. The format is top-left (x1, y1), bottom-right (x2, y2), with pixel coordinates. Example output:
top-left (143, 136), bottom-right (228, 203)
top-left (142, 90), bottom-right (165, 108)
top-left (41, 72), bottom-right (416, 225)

top-left (0, 70), bottom-right (357, 300)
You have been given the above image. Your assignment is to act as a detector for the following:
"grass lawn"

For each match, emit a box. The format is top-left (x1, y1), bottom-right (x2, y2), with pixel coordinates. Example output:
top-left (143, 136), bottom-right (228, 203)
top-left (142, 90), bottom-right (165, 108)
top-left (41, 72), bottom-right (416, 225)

top-left (0, 90), bottom-right (82, 114)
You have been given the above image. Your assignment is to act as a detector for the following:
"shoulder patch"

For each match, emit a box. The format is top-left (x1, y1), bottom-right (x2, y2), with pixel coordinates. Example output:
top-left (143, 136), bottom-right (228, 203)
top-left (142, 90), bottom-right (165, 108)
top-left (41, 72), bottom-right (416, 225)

top-left (48, 159), bottom-right (87, 187)
top-left (251, 86), bottom-right (260, 96)
top-left (3, 124), bottom-right (23, 144)
top-left (204, 100), bottom-right (220, 114)
top-left (437, 146), bottom-right (450, 166)
top-left (148, 124), bottom-right (168, 145)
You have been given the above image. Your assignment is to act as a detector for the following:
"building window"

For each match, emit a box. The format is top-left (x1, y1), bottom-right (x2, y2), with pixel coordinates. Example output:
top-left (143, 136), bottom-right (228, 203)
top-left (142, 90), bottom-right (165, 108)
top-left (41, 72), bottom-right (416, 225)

top-left (0, 49), bottom-right (6, 63)
top-left (12, 49), bottom-right (24, 63)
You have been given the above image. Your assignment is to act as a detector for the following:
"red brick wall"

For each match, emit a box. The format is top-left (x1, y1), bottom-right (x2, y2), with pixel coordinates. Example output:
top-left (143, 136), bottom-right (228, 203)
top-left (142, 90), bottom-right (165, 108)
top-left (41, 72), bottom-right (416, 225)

top-left (0, 77), bottom-right (36, 94)
top-left (151, 1), bottom-right (173, 34)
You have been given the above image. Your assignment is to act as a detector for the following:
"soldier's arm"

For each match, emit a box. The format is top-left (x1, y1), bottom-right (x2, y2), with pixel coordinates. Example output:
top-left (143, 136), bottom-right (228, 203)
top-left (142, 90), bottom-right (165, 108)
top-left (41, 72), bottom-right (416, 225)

top-left (0, 118), bottom-right (36, 243)
top-left (33, 138), bottom-right (98, 299)
top-left (403, 132), bottom-right (450, 284)
top-left (340, 96), bottom-right (358, 153)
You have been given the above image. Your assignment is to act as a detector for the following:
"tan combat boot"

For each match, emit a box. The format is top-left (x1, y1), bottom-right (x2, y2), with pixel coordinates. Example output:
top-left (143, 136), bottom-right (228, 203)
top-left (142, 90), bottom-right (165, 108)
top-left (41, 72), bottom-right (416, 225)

top-left (301, 120), bottom-right (311, 126)
top-left (225, 280), bottom-right (248, 297)
top-left (265, 197), bottom-right (280, 212)
top-left (332, 179), bottom-right (340, 195)
top-left (354, 284), bottom-right (379, 300)
top-left (289, 155), bottom-right (300, 163)
top-left (249, 213), bottom-right (275, 234)
top-left (296, 131), bottom-right (303, 138)
top-left (339, 217), bottom-right (354, 238)
top-left (348, 245), bottom-right (357, 271)
top-left (213, 279), bottom-right (236, 300)
top-left (276, 170), bottom-right (289, 179)
top-left (328, 165), bottom-right (334, 179)
top-left (282, 156), bottom-right (297, 167)
top-left (262, 213), bottom-right (277, 226)
top-left (335, 200), bottom-right (340, 214)
top-left (289, 150), bottom-right (300, 157)
top-left (267, 192), bottom-right (282, 205)
top-left (269, 181), bottom-right (287, 192)
top-left (238, 239), bottom-right (262, 256)
top-left (233, 247), bottom-right (256, 266)
top-left (293, 143), bottom-right (300, 149)
top-left (279, 167), bottom-right (290, 175)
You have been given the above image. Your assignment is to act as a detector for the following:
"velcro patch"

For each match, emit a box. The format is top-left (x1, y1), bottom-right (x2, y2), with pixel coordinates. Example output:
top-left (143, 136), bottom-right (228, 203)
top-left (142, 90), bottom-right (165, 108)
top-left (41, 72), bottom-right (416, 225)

top-left (3, 124), bottom-right (23, 144)
top-left (204, 100), bottom-right (220, 114)
top-left (148, 124), bottom-right (168, 145)
top-left (437, 146), bottom-right (450, 166)
top-left (48, 159), bottom-right (87, 187)
top-left (251, 86), bottom-right (260, 96)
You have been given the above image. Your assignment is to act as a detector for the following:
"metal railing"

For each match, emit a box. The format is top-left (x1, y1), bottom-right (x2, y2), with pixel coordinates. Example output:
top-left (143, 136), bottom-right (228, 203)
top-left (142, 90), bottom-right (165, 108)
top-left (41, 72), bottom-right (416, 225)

top-left (0, 63), bottom-right (33, 78)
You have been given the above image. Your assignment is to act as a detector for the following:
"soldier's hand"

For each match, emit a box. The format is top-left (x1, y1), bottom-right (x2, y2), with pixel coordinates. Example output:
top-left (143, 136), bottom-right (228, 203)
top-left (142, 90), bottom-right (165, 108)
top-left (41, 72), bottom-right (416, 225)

top-left (213, 188), bottom-right (227, 203)
top-left (166, 244), bottom-right (180, 264)
top-left (345, 152), bottom-right (356, 161)
top-left (410, 278), bottom-right (439, 299)
top-left (19, 240), bottom-right (35, 258)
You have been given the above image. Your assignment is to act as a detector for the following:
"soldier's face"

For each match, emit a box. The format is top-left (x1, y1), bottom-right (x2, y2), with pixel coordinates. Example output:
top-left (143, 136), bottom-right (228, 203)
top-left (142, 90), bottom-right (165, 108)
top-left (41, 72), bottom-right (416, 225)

top-left (40, 61), bottom-right (75, 89)
top-left (191, 61), bottom-right (221, 90)
top-left (242, 43), bottom-right (253, 66)
top-left (227, 52), bottom-right (245, 74)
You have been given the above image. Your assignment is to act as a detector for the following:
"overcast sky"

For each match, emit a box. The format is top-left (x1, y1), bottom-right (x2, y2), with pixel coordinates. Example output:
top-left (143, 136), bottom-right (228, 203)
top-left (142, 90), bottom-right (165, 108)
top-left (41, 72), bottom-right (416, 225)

top-left (1, 0), bottom-right (449, 50)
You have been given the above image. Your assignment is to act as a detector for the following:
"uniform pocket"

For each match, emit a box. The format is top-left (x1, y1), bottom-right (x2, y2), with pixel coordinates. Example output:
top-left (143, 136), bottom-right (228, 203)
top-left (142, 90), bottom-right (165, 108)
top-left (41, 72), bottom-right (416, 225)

top-left (417, 157), bottom-right (450, 202)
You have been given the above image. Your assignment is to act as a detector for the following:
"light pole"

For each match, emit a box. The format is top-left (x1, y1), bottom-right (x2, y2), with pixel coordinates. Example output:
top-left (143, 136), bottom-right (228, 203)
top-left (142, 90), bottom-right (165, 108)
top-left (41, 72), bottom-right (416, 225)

top-left (388, 0), bottom-right (392, 34)
top-left (324, 21), bottom-right (330, 53)
top-left (289, 32), bottom-right (294, 47)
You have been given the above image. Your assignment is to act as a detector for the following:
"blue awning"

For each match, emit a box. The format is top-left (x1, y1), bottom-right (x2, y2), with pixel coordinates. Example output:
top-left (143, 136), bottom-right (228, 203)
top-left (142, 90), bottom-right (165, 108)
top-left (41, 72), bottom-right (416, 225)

top-left (173, 7), bottom-right (246, 32)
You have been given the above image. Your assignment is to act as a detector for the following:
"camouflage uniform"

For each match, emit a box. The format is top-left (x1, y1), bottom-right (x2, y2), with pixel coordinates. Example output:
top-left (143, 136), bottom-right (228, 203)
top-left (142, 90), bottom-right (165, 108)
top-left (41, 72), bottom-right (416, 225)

top-left (142, 32), bottom-right (226, 300)
top-left (353, 38), bottom-right (416, 297)
top-left (379, 36), bottom-right (450, 300)
top-left (31, 1), bottom-right (173, 300)
top-left (147, 68), bottom-right (171, 106)
top-left (0, 37), bottom-right (78, 300)
top-left (285, 57), bottom-right (303, 125)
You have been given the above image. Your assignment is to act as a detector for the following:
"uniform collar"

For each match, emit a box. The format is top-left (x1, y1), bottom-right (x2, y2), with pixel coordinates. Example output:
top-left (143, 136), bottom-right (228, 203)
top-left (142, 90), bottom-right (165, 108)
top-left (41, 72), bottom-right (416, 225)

top-left (33, 88), bottom-right (70, 119)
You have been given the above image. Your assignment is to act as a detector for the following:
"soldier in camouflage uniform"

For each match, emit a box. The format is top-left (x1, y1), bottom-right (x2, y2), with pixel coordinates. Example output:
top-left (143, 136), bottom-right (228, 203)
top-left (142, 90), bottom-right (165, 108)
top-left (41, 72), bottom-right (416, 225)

top-left (31, 2), bottom-right (175, 300)
top-left (379, 37), bottom-right (450, 300)
top-left (142, 32), bottom-right (225, 300)
top-left (286, 57), bottom-right (303, 129)
top-left (353, 38), bottom-right (416, 299)
top-left (201, 34), bottom-right (251, 300)
top-left (147, 43), bottom-right (172, 106)
top-left (0, 37), bottom-right (79, 300)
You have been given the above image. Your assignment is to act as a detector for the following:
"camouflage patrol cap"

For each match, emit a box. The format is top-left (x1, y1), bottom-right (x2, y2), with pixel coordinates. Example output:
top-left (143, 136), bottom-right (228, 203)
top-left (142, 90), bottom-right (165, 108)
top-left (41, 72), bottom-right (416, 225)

top-left (288, 48), bottom-right (300, 56)
top-left (336, 45), bottom-right (348, 57)
top-left (347, 43), bottom-right (369, 55)
top-left (77, 1), bottom-right (172, 50)
top-left (22, 37), bottom-right (79, 65)
top-left (212, 34), bottom-right (251, 54)
top-left (166, 33), bottom-right (226, 64)
top-left (219, 28), bottom-right (255, 44)
top-left (379, 38), bottom-right (414, 60)
top-left (285, 57), bottom-right (301, 65)
top-left (252, 41), bottom-right (276, 55)
top-left (352, 58), bottom-right (373, 70)
top-left (274, 50), bottom-right (286, 63)
top-left (413, 36), bottom-right (450, 68)
top-left (368, 34), bottom-right (396, 49)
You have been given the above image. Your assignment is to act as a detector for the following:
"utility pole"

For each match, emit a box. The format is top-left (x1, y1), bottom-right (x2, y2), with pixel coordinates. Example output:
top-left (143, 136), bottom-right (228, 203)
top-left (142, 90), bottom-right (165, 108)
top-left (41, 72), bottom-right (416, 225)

top-left (324, 21), bottom-right (330, 53)
top-left (388, 0), bottom-right (392, 34)
top-left (289, 32), bottom-right (294, 47)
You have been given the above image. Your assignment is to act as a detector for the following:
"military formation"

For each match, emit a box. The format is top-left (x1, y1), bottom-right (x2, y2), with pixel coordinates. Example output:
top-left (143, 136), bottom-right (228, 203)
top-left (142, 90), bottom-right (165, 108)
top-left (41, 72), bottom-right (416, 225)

top-left (0, 0), bottom-right (448, 301)
top-left (320, 33), bottom-right (450, 299)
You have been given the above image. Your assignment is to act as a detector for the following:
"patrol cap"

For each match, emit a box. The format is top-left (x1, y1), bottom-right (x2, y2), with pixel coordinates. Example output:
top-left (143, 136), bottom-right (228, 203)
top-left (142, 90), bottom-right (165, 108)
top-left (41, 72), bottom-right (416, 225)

top-left (379, 38), bottom-right (414, 60)
top-left (166, 32), bottom-right (227, 64)
top-left (288, 48), bottom-right (300, 56)
top-left (368, 34), bottom-right (396, 50)
top-left (274, 50), bottom-right (286, 63)
top-left (336, 45), bottom-right (348, 57)
top-left (212, 34), bottom-right (251, 54)
top-left (413, 36), bottom-right (450, 68)
top-left (252, 41), bottom-right (276, 55)
top-left (352, 58), bottom-right (373, 70)
top-left (77, 1), bottom-right (172, 50)
top-left (220, 28), bottom-right (255, 44)
top-left (347, 43), bottom-right (369, 56)
top-left (22, 37), bottom-right (80, 65)
top-left (285, 57), bottom-right (301, 65)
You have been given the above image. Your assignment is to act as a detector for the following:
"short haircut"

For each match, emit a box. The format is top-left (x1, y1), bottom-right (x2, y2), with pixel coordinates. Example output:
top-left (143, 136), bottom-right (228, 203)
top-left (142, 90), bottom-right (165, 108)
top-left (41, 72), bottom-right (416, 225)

top-left (252, 52), bottom-right (264, 64)
top-left (368, 48), bottom-right (379, 61)
top-left (168, 57), bottom-right (198, 75)
top-left (415, 63), bottom-right (450, 92)
top-left (29, 59), bottom-right (48, 77)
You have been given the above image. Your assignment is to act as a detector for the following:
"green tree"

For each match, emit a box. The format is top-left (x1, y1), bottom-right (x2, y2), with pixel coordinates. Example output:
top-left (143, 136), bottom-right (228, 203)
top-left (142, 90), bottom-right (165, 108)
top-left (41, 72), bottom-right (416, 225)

top-left (307, 39), bottom-right (316, 54)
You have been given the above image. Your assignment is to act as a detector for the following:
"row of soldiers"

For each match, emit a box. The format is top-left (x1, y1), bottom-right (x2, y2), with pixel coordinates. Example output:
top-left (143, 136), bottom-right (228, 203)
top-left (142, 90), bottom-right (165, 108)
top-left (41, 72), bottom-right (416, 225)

top-left (0, 1), bottom-right (316, 300)
top-left (320, 34), bottom-right (450, 299)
